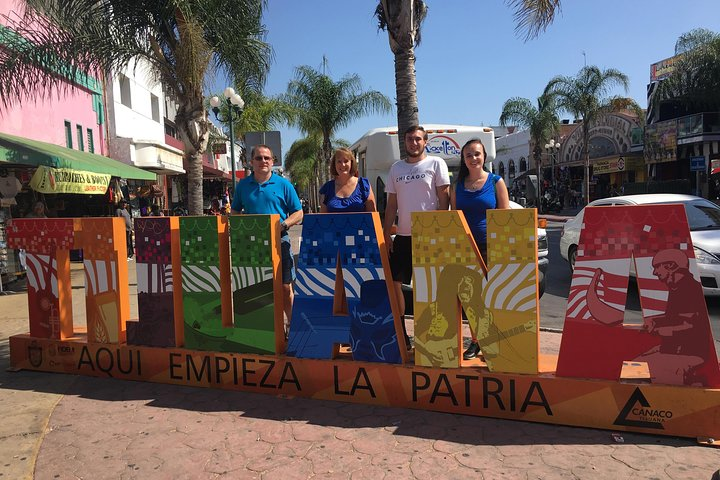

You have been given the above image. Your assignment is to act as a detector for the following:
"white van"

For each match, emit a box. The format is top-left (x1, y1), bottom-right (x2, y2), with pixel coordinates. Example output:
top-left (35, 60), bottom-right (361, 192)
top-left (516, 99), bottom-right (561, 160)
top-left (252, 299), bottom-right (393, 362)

top-left (349, 125), bottom-right (497, 214)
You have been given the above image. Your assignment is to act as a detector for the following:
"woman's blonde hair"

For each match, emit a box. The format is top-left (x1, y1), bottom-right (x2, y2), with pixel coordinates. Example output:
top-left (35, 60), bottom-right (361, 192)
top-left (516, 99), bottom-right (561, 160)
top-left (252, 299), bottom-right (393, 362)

top-left (330, 148), bottom-right (358, 177)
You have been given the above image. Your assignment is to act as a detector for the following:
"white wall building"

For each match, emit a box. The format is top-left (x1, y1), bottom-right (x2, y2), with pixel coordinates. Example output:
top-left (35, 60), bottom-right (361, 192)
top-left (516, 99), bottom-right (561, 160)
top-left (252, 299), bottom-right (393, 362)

top-left (104, 59), bottom-right (185, 211)
top-left (106, 60), bottom-right (185, 170)
top-left (493, 129), bottom-right (530, 187)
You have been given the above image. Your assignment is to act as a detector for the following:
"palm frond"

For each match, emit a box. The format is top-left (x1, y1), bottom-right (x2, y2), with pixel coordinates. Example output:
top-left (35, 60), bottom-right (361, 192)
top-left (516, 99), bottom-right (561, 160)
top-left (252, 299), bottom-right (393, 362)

top-left (506, 0), bottom-right (561, 42)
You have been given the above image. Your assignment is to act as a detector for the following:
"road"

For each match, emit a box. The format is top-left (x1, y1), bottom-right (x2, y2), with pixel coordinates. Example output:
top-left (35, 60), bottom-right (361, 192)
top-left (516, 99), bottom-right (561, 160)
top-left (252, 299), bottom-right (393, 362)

top-left (540, 221), bottom-right (720, 353)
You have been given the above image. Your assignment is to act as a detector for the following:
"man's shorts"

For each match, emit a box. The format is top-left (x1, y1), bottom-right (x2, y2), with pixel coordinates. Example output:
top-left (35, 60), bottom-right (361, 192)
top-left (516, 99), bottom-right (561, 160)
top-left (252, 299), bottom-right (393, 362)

top-left (389, 235), bottom-right (413, 284)
top-left (281, 234), bottom-right (296, 284)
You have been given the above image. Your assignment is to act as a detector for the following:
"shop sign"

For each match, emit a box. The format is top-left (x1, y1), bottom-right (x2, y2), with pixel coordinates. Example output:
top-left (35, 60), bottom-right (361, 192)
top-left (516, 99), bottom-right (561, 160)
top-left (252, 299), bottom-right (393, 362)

top-left (592, 156), bottom-right (644, 175)
top-left (644, 120), bottom-right (677, 164)
top-left (30, 166), bottom-right (111, 194)
top-left (650, 54), bottom-right (683, 82)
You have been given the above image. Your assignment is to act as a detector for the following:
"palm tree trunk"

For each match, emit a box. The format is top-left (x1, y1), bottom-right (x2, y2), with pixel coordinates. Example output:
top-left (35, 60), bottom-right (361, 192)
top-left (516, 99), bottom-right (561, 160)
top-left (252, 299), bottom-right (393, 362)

top-left (533, 146), bottom-right (543, 211)
top-left (185, 150), bottom-right (204, 214)
top-left (394, 48), bottom-right (420, 160)
top-left (322, 133), bottom-right (333, 183)
top-left (583, 124), bottom-right (590, 205)
top-left (175, 101), bottom-right (211, 215)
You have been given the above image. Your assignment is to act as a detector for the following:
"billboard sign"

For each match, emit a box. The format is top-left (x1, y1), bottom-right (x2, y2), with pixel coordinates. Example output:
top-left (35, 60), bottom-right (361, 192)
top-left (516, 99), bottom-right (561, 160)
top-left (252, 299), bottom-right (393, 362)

top-left (245, 131), bottom-right (282, 167)
top-left (650, 54), bottom-right (683, 82)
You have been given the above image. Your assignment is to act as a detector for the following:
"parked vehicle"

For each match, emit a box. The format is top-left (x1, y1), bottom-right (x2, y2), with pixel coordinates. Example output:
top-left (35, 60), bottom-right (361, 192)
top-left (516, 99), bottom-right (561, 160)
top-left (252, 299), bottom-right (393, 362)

top-left (559, 193), bottom-right (720, 296)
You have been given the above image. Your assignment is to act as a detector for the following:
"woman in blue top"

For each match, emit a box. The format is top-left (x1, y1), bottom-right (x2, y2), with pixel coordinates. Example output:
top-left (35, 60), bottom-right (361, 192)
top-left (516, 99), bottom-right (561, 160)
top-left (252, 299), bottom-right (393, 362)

top-left (320, 148), bottom-right (376, 213)
top-left (450, 138), bottom-right (509, 360)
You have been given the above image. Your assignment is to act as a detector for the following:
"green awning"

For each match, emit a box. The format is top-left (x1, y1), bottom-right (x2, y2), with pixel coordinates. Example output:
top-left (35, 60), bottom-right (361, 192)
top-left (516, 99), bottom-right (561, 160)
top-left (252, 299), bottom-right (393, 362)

top-left (0, 131), bottom-right (156, 181)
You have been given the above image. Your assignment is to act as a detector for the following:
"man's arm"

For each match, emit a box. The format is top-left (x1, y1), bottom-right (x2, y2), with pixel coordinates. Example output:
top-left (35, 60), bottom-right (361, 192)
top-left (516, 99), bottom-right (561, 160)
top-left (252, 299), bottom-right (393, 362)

top-left (436, 184), bottom-right (450, 210)
top-left (284, 209), bottom-right (303, 228)
top-left (383, 192), bottom-right (398, 252)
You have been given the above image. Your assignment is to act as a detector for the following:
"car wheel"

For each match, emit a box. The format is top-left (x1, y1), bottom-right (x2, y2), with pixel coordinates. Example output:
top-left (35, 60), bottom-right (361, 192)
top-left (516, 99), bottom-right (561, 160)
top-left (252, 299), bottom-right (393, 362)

top-left (568, 246), bottom-right (577, 273)
top-left (538, 270), bottom-right (545, 298)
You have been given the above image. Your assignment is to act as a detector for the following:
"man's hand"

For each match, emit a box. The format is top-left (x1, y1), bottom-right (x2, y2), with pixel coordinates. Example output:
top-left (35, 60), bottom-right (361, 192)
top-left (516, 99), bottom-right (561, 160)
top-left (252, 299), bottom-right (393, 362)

top-left (384, 231), bottom-right (393, 253)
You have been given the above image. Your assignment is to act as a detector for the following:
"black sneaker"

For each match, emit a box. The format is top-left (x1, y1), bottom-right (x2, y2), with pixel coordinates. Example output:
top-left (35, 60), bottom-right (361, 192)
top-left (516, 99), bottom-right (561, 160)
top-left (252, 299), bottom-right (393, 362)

top-left (405, 334), bottom-right (412, 351)
top-left (463, 342), bottom-right (480, 360)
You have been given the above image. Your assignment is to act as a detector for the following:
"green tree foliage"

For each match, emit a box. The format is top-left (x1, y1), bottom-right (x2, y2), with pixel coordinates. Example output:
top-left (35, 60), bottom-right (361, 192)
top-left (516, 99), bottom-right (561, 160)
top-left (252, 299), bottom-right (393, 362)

top-left (499, 92), bottom-right (560, 179)
top-left (284, 62), bottom-right (391, 206)
top-left (0, 0), bottom-right (272, 215)
top-left (654, 30), bottom-right (720, 115)
top-left (675, 27), bottom-right (719, 55)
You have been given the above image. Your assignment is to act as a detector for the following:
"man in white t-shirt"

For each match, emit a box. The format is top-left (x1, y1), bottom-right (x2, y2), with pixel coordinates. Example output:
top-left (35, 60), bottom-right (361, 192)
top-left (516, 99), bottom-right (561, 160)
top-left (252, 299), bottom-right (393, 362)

top-left (383, 125), bottom-right (451, 347)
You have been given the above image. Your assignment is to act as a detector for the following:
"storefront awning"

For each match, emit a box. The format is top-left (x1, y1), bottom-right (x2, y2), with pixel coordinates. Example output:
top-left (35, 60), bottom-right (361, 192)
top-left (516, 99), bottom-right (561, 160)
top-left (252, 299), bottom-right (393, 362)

top-left (0, 132), bottom-right (156, 181)
top-left (202, 163), bottom-right (232, 180)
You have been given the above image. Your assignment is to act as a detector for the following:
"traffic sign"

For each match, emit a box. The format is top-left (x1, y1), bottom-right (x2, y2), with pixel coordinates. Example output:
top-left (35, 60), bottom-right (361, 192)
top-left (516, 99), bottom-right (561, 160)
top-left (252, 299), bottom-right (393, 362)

top-left (690, 156), bottom-right (706, 172)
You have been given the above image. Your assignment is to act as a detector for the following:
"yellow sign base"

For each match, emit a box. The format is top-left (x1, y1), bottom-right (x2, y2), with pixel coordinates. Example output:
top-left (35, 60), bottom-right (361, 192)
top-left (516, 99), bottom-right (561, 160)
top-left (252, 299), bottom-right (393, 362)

top-left (9, 333), bottom-right (720, 444)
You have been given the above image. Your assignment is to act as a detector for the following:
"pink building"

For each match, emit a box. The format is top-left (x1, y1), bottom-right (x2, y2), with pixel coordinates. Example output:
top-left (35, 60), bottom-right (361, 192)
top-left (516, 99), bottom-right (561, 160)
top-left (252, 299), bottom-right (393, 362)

top-left (0, 0), bottom-right (106, 155)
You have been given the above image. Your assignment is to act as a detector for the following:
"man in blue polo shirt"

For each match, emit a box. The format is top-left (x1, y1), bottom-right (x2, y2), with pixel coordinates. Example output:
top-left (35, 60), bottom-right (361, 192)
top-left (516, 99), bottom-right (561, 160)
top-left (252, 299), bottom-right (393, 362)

top-left (231, 144), bottom-right (303, 329)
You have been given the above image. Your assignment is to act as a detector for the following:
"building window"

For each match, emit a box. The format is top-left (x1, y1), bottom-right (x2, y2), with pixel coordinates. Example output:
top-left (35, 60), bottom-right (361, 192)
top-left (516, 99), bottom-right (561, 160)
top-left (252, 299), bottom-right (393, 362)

top-left (150, 94), bottom-right (160, 122)
top-left (76, 124), bottom-right (84, 151)
top-left (164, 121), bottom-right (178, 139)
top-left (119, 74), bottom-right (132, 108)
top-left (64, 121), bottom-right (72, 148)
top-left (520, 157), bottom-right (527, 172)
top-left (87, 128), bottom-right (94, 153)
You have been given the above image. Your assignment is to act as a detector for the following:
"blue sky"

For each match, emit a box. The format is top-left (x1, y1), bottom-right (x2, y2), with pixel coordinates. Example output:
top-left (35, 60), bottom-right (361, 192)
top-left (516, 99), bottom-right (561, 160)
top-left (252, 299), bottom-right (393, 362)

top-left (224, 1), bottom-right (719, 162)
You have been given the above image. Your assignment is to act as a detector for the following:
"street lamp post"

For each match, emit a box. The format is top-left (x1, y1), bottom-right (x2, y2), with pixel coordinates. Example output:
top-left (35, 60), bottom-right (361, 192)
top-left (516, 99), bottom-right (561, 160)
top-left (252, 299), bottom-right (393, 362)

top-left (209, 87), bottom-right (244, 197)
top-left (544, 139), bottom-right (561, 190)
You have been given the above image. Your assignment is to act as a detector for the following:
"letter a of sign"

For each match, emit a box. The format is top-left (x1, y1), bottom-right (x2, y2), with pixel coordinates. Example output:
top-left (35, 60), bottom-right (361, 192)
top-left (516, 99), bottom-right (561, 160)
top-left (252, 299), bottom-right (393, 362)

top-left (556, 205), bottom-right (720, 387)
top-left (288, 213), bottom-right (402, 362)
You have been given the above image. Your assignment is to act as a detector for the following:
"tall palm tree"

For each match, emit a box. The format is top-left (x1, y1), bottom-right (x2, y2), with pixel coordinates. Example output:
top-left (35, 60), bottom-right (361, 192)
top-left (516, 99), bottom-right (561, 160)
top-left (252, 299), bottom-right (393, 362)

top-left (375, 0), bottom-right (561, 159)
top-left (499, 91), bottom-right (560, 185)
top-left (0, 0), bottom-right (272, 215)
top-left (653, 31), bottom-right (720, 117)
top-left (374, 0), bottom-right (427, 159)
top-left (284, 63), bottom-right (392, 197)
top-left (545, 66), bottom-right (633, 204)
top-left (284, 134), bottom-right (323, 212)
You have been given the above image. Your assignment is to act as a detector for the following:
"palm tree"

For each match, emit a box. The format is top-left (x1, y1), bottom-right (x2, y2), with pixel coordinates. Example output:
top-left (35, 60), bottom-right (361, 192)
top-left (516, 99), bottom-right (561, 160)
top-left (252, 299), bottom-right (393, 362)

top-left (284, 134), bottom-right (323, 212)
top-left (284, 134), bottom-right (350, 213)
top-left (545, 66), bottom-right (634, 204)
top-left (652, 30), bottom-right (720, 117)
top-left (499, 92), bottom-right (560, 191)
top-left (0, 0), bottom-right (272, 215)
top-left (373, 0), bottom-right (427, 159)
top-left (284, 62), bottom-right (391, 197)
top-left (375, 0), bottom-right (561, 159)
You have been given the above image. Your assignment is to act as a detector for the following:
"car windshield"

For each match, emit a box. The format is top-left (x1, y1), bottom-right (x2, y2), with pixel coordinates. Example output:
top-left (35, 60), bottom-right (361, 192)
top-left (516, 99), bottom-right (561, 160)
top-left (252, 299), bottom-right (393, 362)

top-left (682, 201), bottom-right (720, 230)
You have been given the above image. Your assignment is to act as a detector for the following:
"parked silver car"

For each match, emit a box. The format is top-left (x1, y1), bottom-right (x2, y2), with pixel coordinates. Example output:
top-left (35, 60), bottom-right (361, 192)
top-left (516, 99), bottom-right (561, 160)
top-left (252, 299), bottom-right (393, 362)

top-left (559, 194), bottom-right (720, 296)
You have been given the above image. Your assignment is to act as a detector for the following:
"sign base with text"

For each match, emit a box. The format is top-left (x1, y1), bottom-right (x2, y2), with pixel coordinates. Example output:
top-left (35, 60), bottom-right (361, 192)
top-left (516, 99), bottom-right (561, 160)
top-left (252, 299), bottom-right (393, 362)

top-left (10, 334), bottom-right (720, 443)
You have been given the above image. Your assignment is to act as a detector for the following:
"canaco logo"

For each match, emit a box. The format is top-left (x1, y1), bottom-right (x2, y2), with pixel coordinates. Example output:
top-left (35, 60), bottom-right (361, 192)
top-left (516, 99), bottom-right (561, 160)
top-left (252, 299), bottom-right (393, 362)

top-left (425, 135), bottom-right (461, 157)
top-left (614, 387), bottom-right (672, 430)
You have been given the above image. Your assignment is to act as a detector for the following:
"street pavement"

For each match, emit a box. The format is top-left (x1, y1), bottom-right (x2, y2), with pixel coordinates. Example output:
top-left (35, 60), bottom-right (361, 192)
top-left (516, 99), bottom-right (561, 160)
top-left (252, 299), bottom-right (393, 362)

top-left (2, 248), bottom-right (720, 479)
